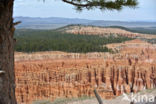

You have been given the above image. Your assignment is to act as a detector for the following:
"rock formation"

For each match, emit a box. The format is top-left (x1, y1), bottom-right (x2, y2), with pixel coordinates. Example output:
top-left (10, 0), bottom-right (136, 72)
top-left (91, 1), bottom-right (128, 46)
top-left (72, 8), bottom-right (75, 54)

top-left (63, 26), bottom-right (156, 39)
top-left (14, 39), bottom-right (156, 104)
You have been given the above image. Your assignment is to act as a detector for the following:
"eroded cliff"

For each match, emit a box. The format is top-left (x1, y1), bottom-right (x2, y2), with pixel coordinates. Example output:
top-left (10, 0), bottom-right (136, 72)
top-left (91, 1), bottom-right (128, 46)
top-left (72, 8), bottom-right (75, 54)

top-left (15, 39), bottom-right (156, 104)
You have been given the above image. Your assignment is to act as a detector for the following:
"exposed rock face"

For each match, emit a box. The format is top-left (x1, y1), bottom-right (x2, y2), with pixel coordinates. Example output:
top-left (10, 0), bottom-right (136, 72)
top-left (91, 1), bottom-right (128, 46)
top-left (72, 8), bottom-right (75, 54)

top-left (14, 40), bottom-right (156, 104)
top-left (14, 51), bottom-right (111, 62)
top-left (63, 26), bottom-right (156, 39)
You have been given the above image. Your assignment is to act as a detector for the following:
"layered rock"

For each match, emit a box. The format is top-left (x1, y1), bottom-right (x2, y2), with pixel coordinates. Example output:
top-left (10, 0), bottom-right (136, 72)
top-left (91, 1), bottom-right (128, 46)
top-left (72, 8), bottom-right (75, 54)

top-left (14, 39), bottom-right (156, 104)
top-left (15, 59), bottom-right (156, 104)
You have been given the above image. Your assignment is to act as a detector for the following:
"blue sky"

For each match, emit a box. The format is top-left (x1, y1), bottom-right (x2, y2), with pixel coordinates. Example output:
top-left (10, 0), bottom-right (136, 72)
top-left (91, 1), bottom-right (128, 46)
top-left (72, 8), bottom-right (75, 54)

top-left (13, 0), bottom-right (156, 21)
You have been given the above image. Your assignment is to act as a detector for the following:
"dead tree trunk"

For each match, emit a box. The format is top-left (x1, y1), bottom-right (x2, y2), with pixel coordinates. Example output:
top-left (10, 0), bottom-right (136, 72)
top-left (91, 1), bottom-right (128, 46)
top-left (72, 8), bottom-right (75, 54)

top-left (0, 0), bottom-right (17, 103)
top-left (94, 89), bottom-right (103, 104)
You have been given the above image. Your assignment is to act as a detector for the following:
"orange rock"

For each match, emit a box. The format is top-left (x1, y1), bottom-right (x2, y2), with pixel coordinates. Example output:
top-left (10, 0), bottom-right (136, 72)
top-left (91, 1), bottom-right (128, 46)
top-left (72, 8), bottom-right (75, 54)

top-left (14, 39), bottom-right (156, 104)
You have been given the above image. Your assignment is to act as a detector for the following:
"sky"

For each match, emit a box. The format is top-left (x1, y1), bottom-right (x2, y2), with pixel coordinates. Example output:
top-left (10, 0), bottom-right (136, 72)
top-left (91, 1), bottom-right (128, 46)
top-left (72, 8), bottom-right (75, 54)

top-left (13, 0), bottom-right (156, 21)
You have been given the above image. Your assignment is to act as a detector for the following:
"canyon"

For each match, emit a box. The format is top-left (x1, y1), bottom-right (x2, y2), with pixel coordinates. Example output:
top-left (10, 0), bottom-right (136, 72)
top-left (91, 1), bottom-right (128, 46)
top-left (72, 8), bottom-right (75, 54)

top-left (14, 39), bottom-right (156, 104)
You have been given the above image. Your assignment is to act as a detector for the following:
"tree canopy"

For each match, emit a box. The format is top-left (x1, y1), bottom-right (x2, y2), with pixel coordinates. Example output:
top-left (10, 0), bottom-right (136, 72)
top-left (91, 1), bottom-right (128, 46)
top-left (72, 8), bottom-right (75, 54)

top-left (61, 0), bottom-right (138, 10)
top-left (14, 29), bottom-right (132, 53)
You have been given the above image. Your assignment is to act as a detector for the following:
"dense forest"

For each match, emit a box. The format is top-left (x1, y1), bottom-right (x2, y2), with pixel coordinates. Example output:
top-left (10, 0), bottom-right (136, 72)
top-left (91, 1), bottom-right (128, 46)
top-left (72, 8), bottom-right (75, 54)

top-left (14, 29), bottom-right (132, 53)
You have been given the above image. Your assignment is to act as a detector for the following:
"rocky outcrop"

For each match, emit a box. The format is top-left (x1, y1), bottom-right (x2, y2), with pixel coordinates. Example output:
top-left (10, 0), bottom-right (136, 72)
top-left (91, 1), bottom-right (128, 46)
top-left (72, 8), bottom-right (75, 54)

top-left (14, 51), bottom-right (111, 62)
top-left (64, 26), bottom-right (156, 39)
top-left (14, 39), bottom-right (156, 104)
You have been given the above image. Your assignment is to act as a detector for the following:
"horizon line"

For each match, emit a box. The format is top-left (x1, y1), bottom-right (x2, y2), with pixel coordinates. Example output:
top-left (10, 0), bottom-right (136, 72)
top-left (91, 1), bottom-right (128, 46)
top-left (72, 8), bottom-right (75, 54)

top-left (14, 16), bottom-right (156, 22)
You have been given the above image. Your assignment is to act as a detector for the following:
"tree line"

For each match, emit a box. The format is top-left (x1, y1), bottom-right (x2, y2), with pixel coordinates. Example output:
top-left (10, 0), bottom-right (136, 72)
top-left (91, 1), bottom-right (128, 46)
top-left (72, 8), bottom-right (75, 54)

top-left (14, 29), bottom-right (132, 53)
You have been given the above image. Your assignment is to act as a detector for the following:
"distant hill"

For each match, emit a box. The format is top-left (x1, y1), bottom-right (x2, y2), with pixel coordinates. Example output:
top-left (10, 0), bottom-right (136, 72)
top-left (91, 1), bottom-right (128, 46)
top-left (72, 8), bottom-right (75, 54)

top-left (90, 20), bottom-right (156, 27)
top-left (55, 25), bottom-right (156, 40)
top-left (14, 17), bottom-right (156, 29)
top-left (14, 17), bottom-right (92, 29)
